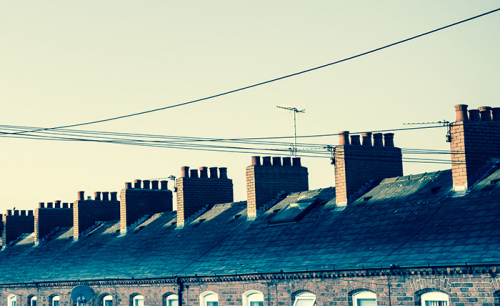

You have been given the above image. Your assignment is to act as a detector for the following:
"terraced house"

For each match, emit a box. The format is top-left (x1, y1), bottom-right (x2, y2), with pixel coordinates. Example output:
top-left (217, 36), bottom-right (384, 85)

top-left (1, 104), bottom-right (500, 306)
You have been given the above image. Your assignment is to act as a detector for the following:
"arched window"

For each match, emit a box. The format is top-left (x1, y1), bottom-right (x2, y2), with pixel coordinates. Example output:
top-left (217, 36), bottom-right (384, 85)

top-left (133, 295), bottom-right (144, 306)
top-left (293, 292), bottom-right (316, 306)
top-left (243, 290), bottom-right (264, 306)
top-left (8, 295), bottom-right (16, 306)
top-left (51, 296), bottom-right (60, 306)
top-left (200, 291), bottom-right (218, 306)
top-left (103, 295), bottom-right (113, 306)
top-left (165, 294), bottom-right (178, 306)
top-left (352, 291), bottom-right (376, 306)
top-left (421, 292), bottom-right (449, 306)
top-left (29, 296), bottom-right (37, 306)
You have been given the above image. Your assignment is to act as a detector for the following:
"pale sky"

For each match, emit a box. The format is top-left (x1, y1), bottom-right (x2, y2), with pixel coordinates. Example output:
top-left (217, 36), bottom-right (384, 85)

top-left (1, 1), bottom-right (499, 212)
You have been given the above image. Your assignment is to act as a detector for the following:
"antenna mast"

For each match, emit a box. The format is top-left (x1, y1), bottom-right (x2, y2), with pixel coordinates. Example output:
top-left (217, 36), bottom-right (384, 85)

top-left (277, 105), bottom-right (305, 156)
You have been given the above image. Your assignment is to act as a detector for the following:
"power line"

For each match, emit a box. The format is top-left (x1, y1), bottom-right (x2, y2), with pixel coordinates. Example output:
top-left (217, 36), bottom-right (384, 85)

top-left (4, 7), bottom-right (500, 136)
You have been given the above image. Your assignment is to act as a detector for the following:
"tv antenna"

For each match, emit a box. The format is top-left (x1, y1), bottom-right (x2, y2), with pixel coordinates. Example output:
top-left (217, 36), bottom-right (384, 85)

top-left (71, 285), bottom-right (94, 306)
top-left (276, 105), bottom-right (305, 156)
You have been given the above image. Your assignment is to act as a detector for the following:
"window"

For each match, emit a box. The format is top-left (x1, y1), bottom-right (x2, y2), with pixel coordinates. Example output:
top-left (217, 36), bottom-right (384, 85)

top-left (103, 295), bottom-right (113, 306)
top-left (165, 294), bottom-right (178, 306)
top-left (52, 296), bottom-right (60, 306)
top-left (200, 291), bottom-right (218, 306)
top-left (8, 295), bottom-right (16, 306)
top-left (243, 290), bottom-right (264, 306)
top-left (133, 295), bottom-right (144, 306)
top-left (353, 291), bottom-right (376, 306)
top-left (293, 292), bottom-right (316, 306)
top-left (29, 296), bottom-right (37, 306)
top-left (421, 292), bottom-right (449, 306)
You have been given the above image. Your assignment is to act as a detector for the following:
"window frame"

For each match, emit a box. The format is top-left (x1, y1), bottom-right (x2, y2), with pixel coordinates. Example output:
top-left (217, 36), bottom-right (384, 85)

top-left (103, 295), bottom-right (113, 306)
top-left (292, 292), bottom-right (316, 306)
top-left (8, 294), bottom-right (17, 306)
top-left (200, 291), bottom-right (218, 306)
top-left (133, 295), bottom-right (144, 306)
top-left (165, 294), bottom-right (179, 306)
top-left (352, 291), bottom-right (376, 306)
top-left (52, 296), bottom-right (60, 306)
top-left (243, 290), bottom-right (264, 306)
top-left (421, 292), bottom-right (449, 306)
top-left (29, 296), bottom-right (37, 306)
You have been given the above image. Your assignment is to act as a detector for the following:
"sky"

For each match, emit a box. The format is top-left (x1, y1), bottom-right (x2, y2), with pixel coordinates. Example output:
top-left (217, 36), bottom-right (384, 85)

top-left (1, 1), bottom-right (499, 212)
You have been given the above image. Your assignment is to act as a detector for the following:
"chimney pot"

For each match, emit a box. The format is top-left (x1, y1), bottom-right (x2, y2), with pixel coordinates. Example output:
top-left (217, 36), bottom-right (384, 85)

top-left (373, 133), bottom-right (383, 146)
top-left (110, 191), bottom-right (118, 201)
top-left (199, 167), bottom-right (208, 178)
top-left (47, 202), bottom-right (53, 208)
top-left (469, 109), bottom-right (480, 121)
top-left (479, 106), bottom-right (492, 121)
top-left (55, 201), bottom-right (61, 208)
top-left (125, 182), bottom-right (132, 189)
top-left (20, 210), bottom-right (26, 216)
top-left (151, 180), bottom-right (159, 189)
top-left (70, 203), bottom-right (73, 208)
top-left (262, 156), bottom-right (272, 166)
top-left (219, 167), bottom-right (228, 179)
top-left (282, 157), bottom-right (291, 166)
top-left (350, 135), bottom-right (361, 145)
top-left (272, 157), bottom-right (282, 166)
top-left (78, 191), bottom-right (85, 201)
top-left (339, 131), bottom-right (350, 145)
top-left (251, 156), bottom-right (261, 166)
top-left (492, 108), bottom-right (500, 121)
top-left (190, 169), bottom-right (199, 178)
top-left (181, 166), bottom-right (190, 178)
top-left (63, 203), bottom-right (69, 208)
top-left (134, 180), bottom-right (142, 189)
top-left (39, 202), bottom-right (45, 208)
top-left (6, 210), bottom-right (12, 216)
top-left (292, 157), bottom-right (301, 167)
top-left (14, 210), bottom-right (19, 216)
top-left (361, 132), bottom-right (372, 146)
top-left (143, 180), bottom-right (151, 189)
top-left (102, 192), bottom-right (109, 201)
top-left (384, 133), bottom-right (395, 147)
top-left (94, 192), bottom-right (101, 201)
top-left (28, 210), bottom-right (33, 216)
top-left (160, 180), bottom-right (168, 190)
top-left (209, 167), bottom-right (218, 179)
top-left (454, 104), bottom-right (469, 121)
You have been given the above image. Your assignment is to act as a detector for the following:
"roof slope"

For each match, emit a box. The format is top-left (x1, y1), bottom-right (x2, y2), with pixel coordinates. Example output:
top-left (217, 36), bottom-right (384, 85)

top-left (1, 169), bottom-right (500, 283)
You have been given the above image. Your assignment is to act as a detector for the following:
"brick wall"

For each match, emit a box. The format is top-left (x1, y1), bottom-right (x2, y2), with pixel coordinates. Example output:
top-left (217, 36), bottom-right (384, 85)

top-left (177, 166), bottom-right (233, 227)
top-left (246, 156), bottom-right (308, 219)
top-left (35, 201), bottom-right (73, 245)
top-left (73, 191), bottom-right (120, 240)
top-left (450, 105), bottom-right (500, 191)
top-left (2, 266), bottom-right (500, 306)
top-left (335, 132), bottom-right (403, 206)
top-left (1, 210), bottom-right (34, 247)
top-left (120, 180), bottom-right (173, 233)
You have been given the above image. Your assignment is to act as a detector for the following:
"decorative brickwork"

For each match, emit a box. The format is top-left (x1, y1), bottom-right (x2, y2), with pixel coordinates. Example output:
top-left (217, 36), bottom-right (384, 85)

top-left (1, 210), bottom-right (34, 247)
top-left (177, 167), bottom-right (233, 227)
top-left (450, 105), bottom-right (500, 191)
top-left (246, 156), bottom-right (308, 219)
top-left (35, 201), bottom-right (73, 245)
top-left (73, 191), bottom-right (120, 240)
top-left (335, 132), bottom-right (403, 206)
top-left (120, 180), bottom-right (173, 233)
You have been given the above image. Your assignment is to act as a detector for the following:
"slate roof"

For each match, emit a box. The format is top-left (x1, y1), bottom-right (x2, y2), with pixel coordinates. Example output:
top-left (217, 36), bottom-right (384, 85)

top-left (1, 168), bottom-right (500, 284)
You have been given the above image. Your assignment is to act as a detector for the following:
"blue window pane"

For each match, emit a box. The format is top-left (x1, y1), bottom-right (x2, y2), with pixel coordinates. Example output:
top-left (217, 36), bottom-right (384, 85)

top-left (250, 302), bottom-right (264, 306)
top-left (207, 302), bottom-right (218, 306)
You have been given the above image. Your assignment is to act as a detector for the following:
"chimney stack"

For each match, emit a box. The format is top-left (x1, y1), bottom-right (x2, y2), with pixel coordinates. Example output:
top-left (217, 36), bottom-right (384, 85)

top-left (35, 201), bottom-right (72, 245)
top-left (176, 166), bottom-right (233, 227)
top-left (2, 210), bottom-right (34, 247)
top-left (246, 156), bottom-right (308, 219)
top-left (451, 104), bottom-right (500, 191)
top-left (334, 131), bottom-right (403, 206)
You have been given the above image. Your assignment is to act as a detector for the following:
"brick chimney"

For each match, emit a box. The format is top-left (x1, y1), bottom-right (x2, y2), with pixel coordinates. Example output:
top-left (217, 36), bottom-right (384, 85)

top-left (35, 201), bottom-right (73, 245)
top-left (451, 104), bottom-right (500, 191)
top-left (120, 180), bottom-right (173, 233)
top-left (2, 210), bottom-right (34, 247)
top-left (334, 131), bottom-right (403, 206)
top-left (177, 166), bottom-right (233, 227)
top-left (246, 156), bottom-right (309, 219)
top-left (73, 191), bottom-right (120, 240)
